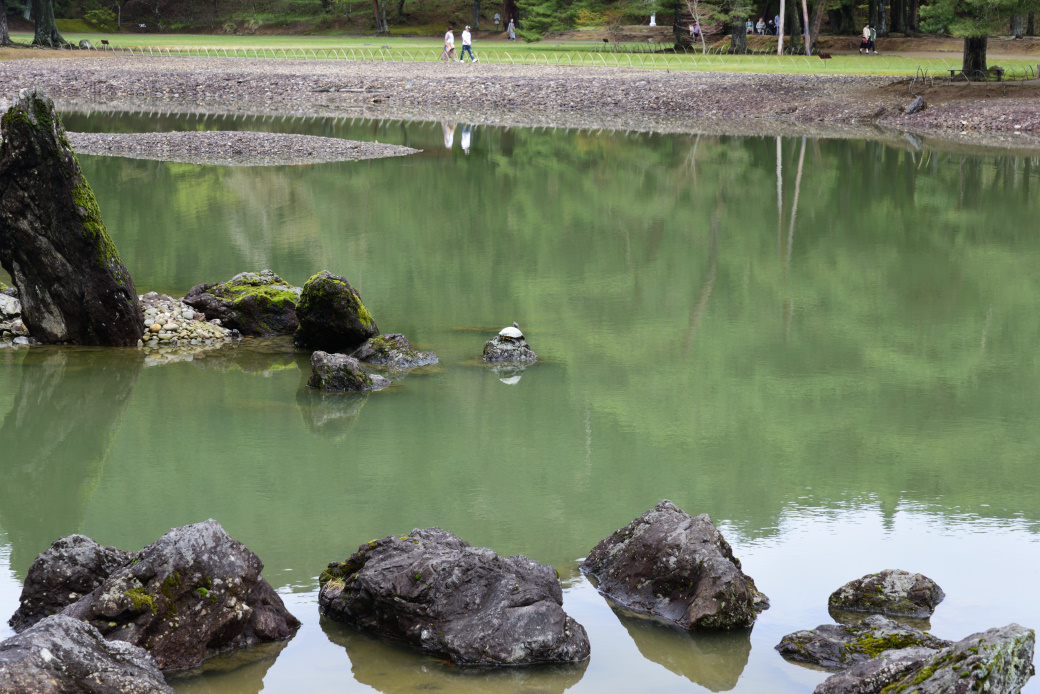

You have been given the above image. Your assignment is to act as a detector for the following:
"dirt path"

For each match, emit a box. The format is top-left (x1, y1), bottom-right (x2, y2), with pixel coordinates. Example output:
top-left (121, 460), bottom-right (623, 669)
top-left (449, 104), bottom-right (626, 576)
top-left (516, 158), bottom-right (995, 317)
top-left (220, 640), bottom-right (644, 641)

top-left (1, 51), bottom-right (1038, 151)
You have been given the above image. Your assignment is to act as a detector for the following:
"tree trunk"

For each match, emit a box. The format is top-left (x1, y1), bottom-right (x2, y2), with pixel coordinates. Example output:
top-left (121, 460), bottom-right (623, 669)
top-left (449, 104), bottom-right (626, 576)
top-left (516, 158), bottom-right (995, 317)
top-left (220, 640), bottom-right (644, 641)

top-left (962, 35), bottom-right (987, 74)
top-left (1011, 14), bottom-right (1023, 38)
top-left (889, 0), bottom-right (904, 32)
top-left (800, 0), bottom-right (810, 53)
top-left (1027, 12), bottom-right (1034, 35)
top-left (471, 0), bottom-right (479, 28)
top-left (876, 0), bottom-right (886, 34)
top-left (396, 0), bottom-right (404, 20)
top-left (729, 21), bottom-right (748, 52)
top-left (376, 0), bottom-right (388, 32)
top-left (907, 0), bottom-right (918, 32)
top-left (809, 0), bottom-right (825, 47)
top-left (32, 0), bottom-right (67, 46)
top-left (777, 0), bottom-right (785, 53)
top-left (0, 0), bottom-right (11, 46)
top-left (502, 0), bottom-right (516, 28)
top-left (867, 0), bottom-right (876, 27)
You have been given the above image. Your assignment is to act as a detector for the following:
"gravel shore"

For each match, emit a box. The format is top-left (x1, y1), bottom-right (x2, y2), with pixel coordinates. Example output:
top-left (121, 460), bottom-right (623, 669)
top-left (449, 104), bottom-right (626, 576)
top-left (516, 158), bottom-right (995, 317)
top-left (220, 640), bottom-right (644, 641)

top-left (66, 130), bottom-right (419, 165)
top-left (2, 53), bottom-right (1039, 152)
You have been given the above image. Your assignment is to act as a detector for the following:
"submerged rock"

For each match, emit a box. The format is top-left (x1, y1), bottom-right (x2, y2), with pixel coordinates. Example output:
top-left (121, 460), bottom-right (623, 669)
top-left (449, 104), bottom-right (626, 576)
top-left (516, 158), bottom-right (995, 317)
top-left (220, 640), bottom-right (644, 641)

top-left (776, 614), bottom-right (951, 670)
top-left (483, 325), bottom-right (538, 362)
top-left (0, 614), bottom-right (174, 693)
top-left (9, 535), bottom-right (133, 633)
top-left (53, 520), bottom-right (300, 670)
top-left (351, 333), bottom-right (438, 369)
top-left (318, 527), bottom-right (590, 666)
top-left (294, 271), bottom-right (379, 352)
top-left (0, 88), bottom-right (142, 346)
top-left (183, 270), bottom-right (301, 337)
top-left (580, 500), bottom-right (767, 631)
top-left (828, 570), bottom-right (945, 619)
top-left (307, 351), bottom-right (389, 392)
top-left (815, 623), bottom-right (1036, 694)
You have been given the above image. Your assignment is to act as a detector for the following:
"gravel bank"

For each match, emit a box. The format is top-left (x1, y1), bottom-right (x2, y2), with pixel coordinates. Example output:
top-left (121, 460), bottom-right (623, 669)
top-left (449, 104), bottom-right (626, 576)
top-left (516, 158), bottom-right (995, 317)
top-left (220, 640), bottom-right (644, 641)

top-left (66, 130), bottom-right (419, 165)
top-left (2, 53), bottom-right (1039, 151)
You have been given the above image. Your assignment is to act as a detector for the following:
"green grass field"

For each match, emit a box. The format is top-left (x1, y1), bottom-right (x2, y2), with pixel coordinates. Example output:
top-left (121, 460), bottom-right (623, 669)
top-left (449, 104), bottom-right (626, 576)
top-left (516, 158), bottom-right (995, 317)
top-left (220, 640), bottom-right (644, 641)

top-left (8, 32), bottom-right (1038, 78)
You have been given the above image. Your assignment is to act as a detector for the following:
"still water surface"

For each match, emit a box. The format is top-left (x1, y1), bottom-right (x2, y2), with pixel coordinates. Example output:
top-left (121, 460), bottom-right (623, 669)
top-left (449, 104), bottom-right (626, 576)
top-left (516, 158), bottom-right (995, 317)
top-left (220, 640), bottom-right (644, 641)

top-left (1, 115), bottom-right (1039, 693)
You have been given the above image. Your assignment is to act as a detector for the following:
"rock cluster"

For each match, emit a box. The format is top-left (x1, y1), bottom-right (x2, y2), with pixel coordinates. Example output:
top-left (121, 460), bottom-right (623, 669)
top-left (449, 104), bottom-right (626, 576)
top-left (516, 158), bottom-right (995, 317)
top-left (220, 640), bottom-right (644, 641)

top-left (0, 88), bottom-right (143, 347)
top-left (776, 568), bottom-right (1035, 694)
top-left (294, 270), bottom-right (379, 352)
top-left (139, 292), bottom-right (239, 352)
top-left (776, 614), bottom-right (951, 670)
top-left (8, 535), bottom-right (132, 633)
top-left (0, 614), bottom-right (174, 694)
top-left (815, 624), bottom-right (1035, 694)
top-left (580, 500), bottom-right (768, 631)
top-left (318, 527), bottom-right (590, 666)
top-left (828, 569), bottom-right (945, 619)
top-left (307, 351), bottom-right (390, 392)
top-left (483, 329), bottom-right (538, 363)
top-left (352, 333), bottom-right (438, 369)
top-left (183, 269), bottom-right (301, 336)
top-left (9, 520), bottom-right (300, 671)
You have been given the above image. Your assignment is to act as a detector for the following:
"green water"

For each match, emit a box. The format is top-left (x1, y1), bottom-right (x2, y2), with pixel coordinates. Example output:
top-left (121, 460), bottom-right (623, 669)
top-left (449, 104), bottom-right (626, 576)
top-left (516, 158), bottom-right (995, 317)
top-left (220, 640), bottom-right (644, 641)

top-left (1, 116), bottom-right (1039, 693)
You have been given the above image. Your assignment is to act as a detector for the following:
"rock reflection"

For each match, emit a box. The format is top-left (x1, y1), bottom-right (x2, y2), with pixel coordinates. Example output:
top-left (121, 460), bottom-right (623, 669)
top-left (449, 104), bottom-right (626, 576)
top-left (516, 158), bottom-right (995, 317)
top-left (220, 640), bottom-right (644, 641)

top-left (296, 388), bottom-right (369, 439)
top-left (321, 617), bottom-right (587, 694)
top-left (165, 641), bottom-right (288, 694)
top-left (0, 347), bottom-right (143, 578)
top-left (612, 608), bottom-right (751, 692)
top-left (828, 607), bottom-right (932, 633)
top-left (490, 363), bottom-right (529, 385)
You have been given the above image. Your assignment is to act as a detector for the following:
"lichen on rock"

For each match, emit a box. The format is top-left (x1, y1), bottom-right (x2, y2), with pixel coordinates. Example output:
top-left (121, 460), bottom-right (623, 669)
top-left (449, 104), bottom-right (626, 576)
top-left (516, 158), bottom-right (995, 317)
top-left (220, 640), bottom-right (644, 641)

top-left (776, 614), bottom-right (951, 670)
top-left (828, 570), bottom-right (945, 619)
top-left (307, 350), bottom-right (389, 392)
top-left (352, 333), bottom-right (438, 369)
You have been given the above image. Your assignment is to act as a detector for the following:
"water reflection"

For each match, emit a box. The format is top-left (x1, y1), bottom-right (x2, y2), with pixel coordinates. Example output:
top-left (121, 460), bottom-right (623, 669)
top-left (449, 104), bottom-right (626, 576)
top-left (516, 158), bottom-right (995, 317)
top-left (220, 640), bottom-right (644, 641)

top-left (611, 608), bottom-right (751, 691)
top-left (296, 389), bottom-right (369, 439)
top-left (320, 617), bottom-right (588, 694)
top-left (0, 348), bottom-right (143, 578)
top-left (166, 641), bottom-right (288, 694)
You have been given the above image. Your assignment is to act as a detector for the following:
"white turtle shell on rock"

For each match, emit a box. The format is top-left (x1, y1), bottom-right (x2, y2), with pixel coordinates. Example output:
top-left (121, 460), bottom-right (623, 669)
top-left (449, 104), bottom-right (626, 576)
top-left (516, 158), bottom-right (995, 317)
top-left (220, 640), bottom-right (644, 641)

top-left (498, 326), bottom-right (523, 340)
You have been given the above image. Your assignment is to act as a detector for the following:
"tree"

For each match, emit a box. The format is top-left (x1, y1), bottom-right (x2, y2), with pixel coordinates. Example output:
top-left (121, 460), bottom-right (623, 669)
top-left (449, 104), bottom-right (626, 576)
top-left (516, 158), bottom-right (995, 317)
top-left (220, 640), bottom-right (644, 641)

top-left (32, 0), bottom-right (67, 46)
top-left (472, 0), bottom-right (479, 29)
top-left (1, 0), bottom-right (12, 46)
top-left (920, 0), bottom-right (1038, 72)
top-left (514, 0), bottom-right (573, 40)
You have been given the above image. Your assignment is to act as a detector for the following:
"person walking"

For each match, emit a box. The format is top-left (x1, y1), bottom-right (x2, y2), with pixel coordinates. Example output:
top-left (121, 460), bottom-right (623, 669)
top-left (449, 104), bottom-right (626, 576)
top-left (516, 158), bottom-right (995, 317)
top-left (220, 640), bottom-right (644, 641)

top-left (443, 25), bottom-right (456, 61)
top-left (774, 13), bottom-right (780, 33)
top-left (860, 23), bottom-right (870, 53)
top-left (459, 25), bottom-right (477, 62)
top-left (507, 17), bottom-right (515, 41)
top-left (869, 24), bottom-right (878, 54)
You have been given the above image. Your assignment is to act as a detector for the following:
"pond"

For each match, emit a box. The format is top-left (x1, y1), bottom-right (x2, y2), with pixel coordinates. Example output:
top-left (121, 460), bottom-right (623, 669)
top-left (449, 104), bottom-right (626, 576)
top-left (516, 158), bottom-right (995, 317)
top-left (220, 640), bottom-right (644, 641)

top-left (1, 114), bottom-right (1039, 693)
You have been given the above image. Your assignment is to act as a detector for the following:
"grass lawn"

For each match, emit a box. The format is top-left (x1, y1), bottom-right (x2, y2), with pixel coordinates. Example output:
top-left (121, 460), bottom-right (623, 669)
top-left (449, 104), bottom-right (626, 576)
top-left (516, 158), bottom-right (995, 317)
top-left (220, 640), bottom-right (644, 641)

top-left (7, 32), bottom-right (1038, 78)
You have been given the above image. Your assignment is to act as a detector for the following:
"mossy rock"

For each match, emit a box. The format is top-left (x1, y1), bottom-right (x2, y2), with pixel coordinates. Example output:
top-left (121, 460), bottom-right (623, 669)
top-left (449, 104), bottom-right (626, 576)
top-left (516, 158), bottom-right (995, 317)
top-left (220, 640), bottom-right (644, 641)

top-left (294, 270), bottom-right (379, 352)
top-left (829, 570), bottom-right (945, 619)
top-left (352, 333), bottom-right (438, 369)
top-left (183, 269), bottom-right (301, 336)
top-left (776, 614), bottom-right (951, 670)
top-left (307, 351), bottom-right (389, 392)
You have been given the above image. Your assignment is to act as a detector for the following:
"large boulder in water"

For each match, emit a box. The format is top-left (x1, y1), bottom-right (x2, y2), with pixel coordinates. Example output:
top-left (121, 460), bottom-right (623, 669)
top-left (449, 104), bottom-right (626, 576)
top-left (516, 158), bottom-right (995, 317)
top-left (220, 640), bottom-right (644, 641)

top-left (815, 623), bottom-right (1035, 694)
top-left (352, 333), bottom-right (438, 369)
top-left (54, 520), bottom-right (300, 670)
top-left (580, 500), bottom-right (767, 630)
top-left (307, 351), bottom-right (389, 392)
top-left (294, 270), bottom-right (379, 352)
top-left (0, 614), bottom-right (174, 693)
top-left (9, 535), bottom-right (133, 633)
top-left (828, 570), bottom-right (945, 619)
top-left (318, 527), bottom-right (591, 666)
top-left (775, 614), bottom-right (951, 670)
top-left (183, 269), bottom-right (301, 336)
top-left (0, 88), bottom-right (142, 346)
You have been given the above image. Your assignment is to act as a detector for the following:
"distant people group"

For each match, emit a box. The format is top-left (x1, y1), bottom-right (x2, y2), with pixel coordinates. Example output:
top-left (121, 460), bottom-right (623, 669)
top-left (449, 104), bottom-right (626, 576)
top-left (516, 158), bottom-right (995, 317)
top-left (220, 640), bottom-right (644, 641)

top-left (441, 19), bottom-right (517, 63)
top-left (746, 16), bottom-right (782, 34)
top-left (860, 23), bottom-right (878, 53)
